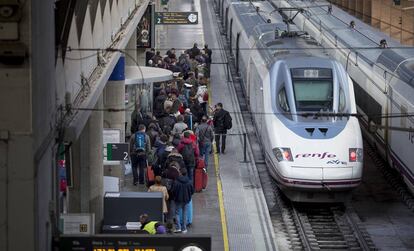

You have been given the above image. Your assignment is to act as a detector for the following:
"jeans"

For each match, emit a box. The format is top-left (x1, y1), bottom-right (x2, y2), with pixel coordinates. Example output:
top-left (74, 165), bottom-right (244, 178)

top-left (187, 166), bottom-right (194, 185)
top-left (199, 141), bottom-right (212, 168)
top-left (215, 133), bottom-right (227, 153)
top-left (175, 201), bottom-right (188, 231)
top-left (131, 153), bottom-right (146, 184)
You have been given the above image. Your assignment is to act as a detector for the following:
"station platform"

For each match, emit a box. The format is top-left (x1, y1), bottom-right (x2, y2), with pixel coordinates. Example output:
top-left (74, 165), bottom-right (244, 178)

top-left (120, 0), bottom-right (278, 250)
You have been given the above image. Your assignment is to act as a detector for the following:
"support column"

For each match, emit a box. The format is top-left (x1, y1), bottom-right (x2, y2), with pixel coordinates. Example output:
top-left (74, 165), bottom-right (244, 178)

top-left (89, 95), bottom-right (104, 232)
top-left (68, 95), bottom-right (104, 232)
top-left (104, 57), bottom-right (126, 187)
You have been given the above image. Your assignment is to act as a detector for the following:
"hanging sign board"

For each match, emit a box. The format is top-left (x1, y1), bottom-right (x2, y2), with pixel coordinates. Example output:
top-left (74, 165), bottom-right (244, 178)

top-left (155, 12), bottom-right (199, 25)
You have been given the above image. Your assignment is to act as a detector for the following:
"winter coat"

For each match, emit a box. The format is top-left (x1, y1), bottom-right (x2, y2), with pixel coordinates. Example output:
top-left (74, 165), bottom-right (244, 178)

top-left (171, 99), bottom-right (182, 114)
top-left (154, 94), bottom-right (167, 116)
top-left (213, 109), bottom-right (229, 133)
top-left (148, 184), bottom-right (169, 213)
top-left (172, 175), bottom-right (194, 204)
top-left (196, 122), bottom-right (214, 144)
top-left (177, 137), bottom-right (199, 168)
top-left (164, 152), bottom-right (186, 171)
top-left (172, 122), bottom-right (188, 136)
top-left (158, 113), bottom-right (176, 135)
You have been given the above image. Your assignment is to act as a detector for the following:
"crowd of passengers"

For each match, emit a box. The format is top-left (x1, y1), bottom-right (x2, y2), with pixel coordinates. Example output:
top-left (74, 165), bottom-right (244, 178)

top-left (129, 44), bottom-right (231, 234)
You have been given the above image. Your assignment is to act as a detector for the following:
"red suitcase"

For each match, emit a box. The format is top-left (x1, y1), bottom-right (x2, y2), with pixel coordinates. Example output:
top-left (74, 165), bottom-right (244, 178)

top-left (197, 158), bottom-right (205, 169)
top-left (145, 166), bottom-right (155, 187)
top-left (194, 168), bottom-right (208, 192)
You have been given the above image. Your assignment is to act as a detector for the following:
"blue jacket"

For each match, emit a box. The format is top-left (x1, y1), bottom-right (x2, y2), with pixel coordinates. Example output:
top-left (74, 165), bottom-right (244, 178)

top-left (172, 175), bottom-right (194, 204)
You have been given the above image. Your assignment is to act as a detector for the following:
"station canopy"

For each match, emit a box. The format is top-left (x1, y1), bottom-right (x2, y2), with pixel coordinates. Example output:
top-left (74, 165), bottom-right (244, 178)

top-left (125, 66), bottom-right (173, 85)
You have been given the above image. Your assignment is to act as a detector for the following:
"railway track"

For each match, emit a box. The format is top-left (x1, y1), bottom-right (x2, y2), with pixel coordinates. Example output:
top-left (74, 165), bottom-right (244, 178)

top-left (290, 203), bottom-right (375, 250)
top-left (212, 1), bottom-right (377, 250)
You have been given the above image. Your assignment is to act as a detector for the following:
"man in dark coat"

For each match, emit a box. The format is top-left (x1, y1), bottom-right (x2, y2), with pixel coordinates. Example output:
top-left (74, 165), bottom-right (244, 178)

top-left (189, 43), bottom-right (200, 59)
top-left (213, 103), bottom-right (232, 154)
top-left (145, 48), bottom-right (155, 66)
top-left (172, 168), bottom-right (194, 233)
top-left (153, 90), bottom-right (167, 117)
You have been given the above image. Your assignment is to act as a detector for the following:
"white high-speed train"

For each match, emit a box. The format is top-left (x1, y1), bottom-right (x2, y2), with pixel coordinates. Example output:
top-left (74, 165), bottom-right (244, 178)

top-left (270, 0), bottom-right (414, 195)
top-left (221, 1), bottom-right (363, 202)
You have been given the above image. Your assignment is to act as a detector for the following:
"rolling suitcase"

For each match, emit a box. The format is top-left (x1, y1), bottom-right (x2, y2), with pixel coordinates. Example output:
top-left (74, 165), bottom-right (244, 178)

top-left (145, 165), bottom-right (155, 187)
top-left (196, 158), bottom-right (205, 169)
top-left (194, 168), bottom-right (208, 192)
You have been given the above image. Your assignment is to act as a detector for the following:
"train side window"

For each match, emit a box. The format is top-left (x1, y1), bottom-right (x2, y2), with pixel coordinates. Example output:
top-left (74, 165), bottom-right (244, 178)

top-left (278, 87), bottom-right (290, 112)
top-left (339, 88), bottom-right (346, 112)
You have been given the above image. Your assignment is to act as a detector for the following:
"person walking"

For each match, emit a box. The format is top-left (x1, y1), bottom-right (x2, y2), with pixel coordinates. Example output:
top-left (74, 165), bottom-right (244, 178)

top-left (148, 176), bottom-right (169, 221)
top-left (172, 168), bottom-right (194, 233)
top-left (213, 103), bottom-right (232, 154)
top-left (130, 124), bottom-right (151, 185)
top-left (196, 115), bottom-right (214, 167)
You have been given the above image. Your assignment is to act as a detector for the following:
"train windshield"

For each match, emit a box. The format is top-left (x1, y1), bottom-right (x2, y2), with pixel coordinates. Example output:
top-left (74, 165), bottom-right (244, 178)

top-left (291, 68), bottom-right (333, 112)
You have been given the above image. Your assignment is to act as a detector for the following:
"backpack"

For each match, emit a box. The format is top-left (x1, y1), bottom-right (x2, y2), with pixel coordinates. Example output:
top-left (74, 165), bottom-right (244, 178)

top-left (224, 112), bottom-right (232, 130)
top-left (181, 143), bottom-right (195, 167)
top-left (135, 132), bottom-right (146, 152)
top-left (147, 148), bottom-right (157, 165)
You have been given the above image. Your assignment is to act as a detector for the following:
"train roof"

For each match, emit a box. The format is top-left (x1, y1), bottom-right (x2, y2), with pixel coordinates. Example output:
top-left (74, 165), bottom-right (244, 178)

top-left (230, 1), bottom-right (329, 66)
top-left (284, 1), bottom-right (414, 86)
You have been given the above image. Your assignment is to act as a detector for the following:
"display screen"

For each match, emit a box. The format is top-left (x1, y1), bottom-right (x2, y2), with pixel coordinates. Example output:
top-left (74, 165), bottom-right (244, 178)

top-left (55, 235), bottom-right (210, 251)
top-left (93, 248), bottom-right (172, 251)
top-left (293, 80), bottom-right (333, 111)
top-left (291, 67), bottom-right (333, 112)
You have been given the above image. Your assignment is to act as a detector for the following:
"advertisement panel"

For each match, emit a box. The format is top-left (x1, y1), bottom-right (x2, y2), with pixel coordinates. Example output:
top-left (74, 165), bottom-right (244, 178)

top-left (137, 5), bottom-right (153, 48)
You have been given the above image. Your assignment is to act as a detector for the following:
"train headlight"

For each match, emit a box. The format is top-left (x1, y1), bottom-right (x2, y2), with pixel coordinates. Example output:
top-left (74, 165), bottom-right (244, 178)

top-left (349, 148), bottom-right (363, 162)
top-left (273, 147), bottom-right (293, 162)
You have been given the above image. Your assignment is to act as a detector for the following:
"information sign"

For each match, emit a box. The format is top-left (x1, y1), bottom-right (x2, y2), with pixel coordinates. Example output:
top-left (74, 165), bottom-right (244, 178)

top-left (103, 128), bottom-right (121, 165)
top-left (155, 12), bottom-right (198, 25)
top-left (59, 213), bottom-right (95, 235)
top-left (107, 143), bottom-right (129, 161)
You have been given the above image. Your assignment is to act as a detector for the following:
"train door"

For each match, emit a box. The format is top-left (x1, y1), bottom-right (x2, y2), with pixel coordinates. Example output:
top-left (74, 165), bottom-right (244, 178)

top-left (229, 19), bottom-right (233, 54)
top-left (225, 7), bottom-right (229, 35)
top-left (236, 32), bottom-right (241, 75)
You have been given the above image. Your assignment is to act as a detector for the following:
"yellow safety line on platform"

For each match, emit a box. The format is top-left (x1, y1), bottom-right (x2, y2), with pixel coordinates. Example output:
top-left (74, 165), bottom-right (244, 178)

top-left (209, 84), bottom-right (229, 251)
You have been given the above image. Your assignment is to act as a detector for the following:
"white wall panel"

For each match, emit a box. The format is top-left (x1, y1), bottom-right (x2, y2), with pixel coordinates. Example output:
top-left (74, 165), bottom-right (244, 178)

top-left (103, 0), bottom-right (113, 48)
top-left (79, 7), bottom-right (97, 80)
top-left (93, 1), bottom-right (104, 50)
top-left (65, 18), bottom-right (82, 103)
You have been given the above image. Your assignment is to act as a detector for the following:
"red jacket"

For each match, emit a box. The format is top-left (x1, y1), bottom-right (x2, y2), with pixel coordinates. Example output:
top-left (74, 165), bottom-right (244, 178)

top-left (177, 137), bottom-right (199, 158)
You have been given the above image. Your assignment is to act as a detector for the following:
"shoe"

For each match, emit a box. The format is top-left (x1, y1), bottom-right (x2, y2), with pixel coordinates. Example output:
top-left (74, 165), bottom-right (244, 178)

top-left (139, 182), bottom-right (144, 185)
top-left (174, 229), bottom-right (182, 233)
top-left (221, 150), bottom-right (226, 154)
top-left (133, 182), bottom-right (138, 186)
top-left (187, 223), bottom-right (192, 228)
top-left (182, 229), bottom-right (188, 233)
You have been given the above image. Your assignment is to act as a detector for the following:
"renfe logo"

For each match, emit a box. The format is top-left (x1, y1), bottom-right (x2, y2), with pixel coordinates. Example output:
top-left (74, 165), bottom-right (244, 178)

top-left (295, 152), bottom-right (336, 159)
